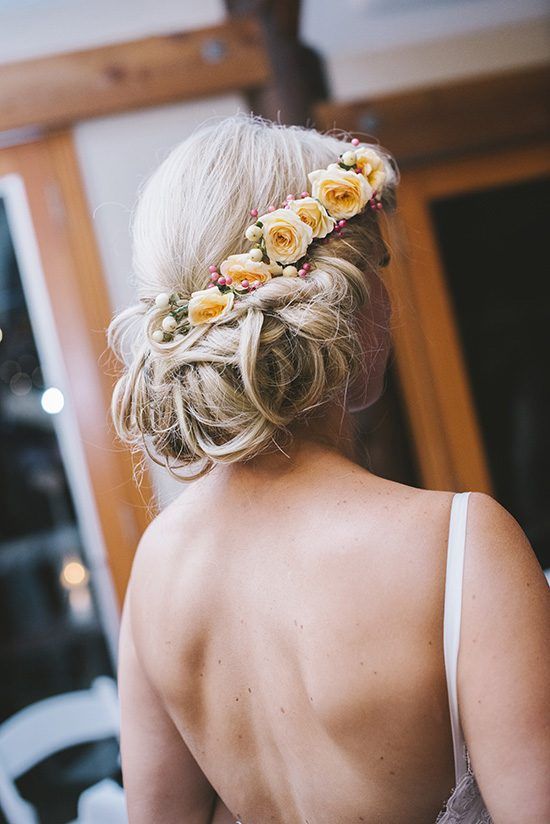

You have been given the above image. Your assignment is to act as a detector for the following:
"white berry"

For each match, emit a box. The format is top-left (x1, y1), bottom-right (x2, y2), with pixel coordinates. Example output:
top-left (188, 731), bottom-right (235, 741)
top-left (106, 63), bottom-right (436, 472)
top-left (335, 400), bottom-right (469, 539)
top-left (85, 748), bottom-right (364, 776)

top-left (155, 292), bottom-right (171, 308)
top-left (342, 151), bottom-right (357, 166)
top-left (283, 265), bottom-right (298, 277)
top-left (152, 329), bottom-right (164, 343)
top-left (162, 315), bottom-right (177, 332)
top-left (249, 248), bottom-right (263, 262)
top-left (245, 224), bottom-right (263, 242)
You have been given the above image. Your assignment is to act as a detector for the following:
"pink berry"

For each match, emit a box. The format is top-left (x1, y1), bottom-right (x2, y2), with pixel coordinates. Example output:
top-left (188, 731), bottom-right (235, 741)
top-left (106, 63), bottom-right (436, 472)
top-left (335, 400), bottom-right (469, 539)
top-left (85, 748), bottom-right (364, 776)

top-left (301, 191), bottom-right (309, 198)
top-left (286, 194), bottom-right (294, 201)
top-left (210, 272), bottom-right (219, 281)
top-left (377, 202), bottom-right (383, 210)
top-left (217, 276), bottom-right (226, 286)
top-left (207, 283), bottom-right (216, 289)
top-left (250, 208), bottom-right (258, 217)
top-left (225, 276), bottom-right (233, 285)
top-left (241, 279), bottom-right (249, 289)
top-left (338, 219), bottom-right (347, 228)
top-left (298, 268), bottom-right (307, 277)
top-left (268, 206), bottom-right (275, 212)
top-left (351, 138), bottom-right (360, 146)
top-left (209, 264), bottom-right (218, 273)
top-left (302, 262), bottom-right (311, 271)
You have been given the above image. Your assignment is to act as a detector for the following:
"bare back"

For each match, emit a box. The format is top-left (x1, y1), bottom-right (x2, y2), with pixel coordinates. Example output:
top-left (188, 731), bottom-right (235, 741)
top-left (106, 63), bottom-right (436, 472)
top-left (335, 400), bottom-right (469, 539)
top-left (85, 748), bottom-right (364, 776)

top-left (128, 447), bottom-right (461, 823)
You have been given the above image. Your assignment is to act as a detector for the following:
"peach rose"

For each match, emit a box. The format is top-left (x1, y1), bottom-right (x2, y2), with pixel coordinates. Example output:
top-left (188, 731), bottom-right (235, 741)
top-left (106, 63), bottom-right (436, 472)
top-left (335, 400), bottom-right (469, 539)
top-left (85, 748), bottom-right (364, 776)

top-left (354, 148), bottom-right (386, 194)
top-left (188, 287), bottom-right (234, 326)
top-left (308, 163), bottom-right (372, 220)
top-left (219, 253), bottom-right (272, 291)
top-left (288, 196), bottom-right (335, 239)
top-left (257, 208), bottom-right (313, 264)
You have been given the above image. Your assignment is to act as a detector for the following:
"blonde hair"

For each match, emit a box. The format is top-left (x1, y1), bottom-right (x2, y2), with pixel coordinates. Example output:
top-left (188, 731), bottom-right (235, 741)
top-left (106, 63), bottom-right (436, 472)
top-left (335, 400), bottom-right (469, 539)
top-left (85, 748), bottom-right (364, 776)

top-left (108, 113), bottom-right (398, 480)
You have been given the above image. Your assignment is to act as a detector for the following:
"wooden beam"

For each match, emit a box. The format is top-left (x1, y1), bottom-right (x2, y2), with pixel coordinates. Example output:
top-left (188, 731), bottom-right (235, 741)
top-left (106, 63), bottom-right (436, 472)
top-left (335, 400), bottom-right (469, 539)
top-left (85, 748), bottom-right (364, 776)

top-left (0, 17), bottom-right (269, 133)
top-left (314, 65), bottom-right (550, 166)
top-left (225, 0), bottom-right (329, 126)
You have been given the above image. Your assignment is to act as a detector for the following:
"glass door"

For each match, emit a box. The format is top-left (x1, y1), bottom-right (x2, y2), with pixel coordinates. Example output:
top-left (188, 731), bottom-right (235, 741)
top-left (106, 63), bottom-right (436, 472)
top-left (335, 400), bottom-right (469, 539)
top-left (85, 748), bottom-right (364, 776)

top-left (430, 174), bottom-right (549, 568)
top-left (394, 142), bottom-right (550, 569)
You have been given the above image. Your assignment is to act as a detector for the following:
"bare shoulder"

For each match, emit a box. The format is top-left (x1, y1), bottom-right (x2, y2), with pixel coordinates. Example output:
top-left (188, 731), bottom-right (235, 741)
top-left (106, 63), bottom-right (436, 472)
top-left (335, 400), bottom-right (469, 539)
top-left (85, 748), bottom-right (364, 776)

top-left (458, 492), bottom-right (550, 822)
top-left (123, 486), bottom-right (203, 637)
top-left (127, 485), bottom-right (201, 583)
top-left (465, 490), bottom-right (547, 570)
top-left (460, 491), bottom-right (549, 638)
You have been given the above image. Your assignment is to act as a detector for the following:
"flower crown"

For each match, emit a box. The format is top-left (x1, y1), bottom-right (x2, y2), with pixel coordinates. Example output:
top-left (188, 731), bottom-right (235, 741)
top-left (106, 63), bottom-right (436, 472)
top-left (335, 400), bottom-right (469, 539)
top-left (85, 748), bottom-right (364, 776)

top-left (151, 140), bottom-right (387, 342)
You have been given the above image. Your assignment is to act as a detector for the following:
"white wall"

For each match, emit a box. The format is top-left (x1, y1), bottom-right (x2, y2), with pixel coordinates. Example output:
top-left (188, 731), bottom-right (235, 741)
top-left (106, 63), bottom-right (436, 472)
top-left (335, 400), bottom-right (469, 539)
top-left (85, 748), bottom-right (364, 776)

top-left (0, 0), bottom-right (225, 63)
top-left (323, 20), bottom-right (550, 101)
top-left (301, 0), bottom-right (550, 100)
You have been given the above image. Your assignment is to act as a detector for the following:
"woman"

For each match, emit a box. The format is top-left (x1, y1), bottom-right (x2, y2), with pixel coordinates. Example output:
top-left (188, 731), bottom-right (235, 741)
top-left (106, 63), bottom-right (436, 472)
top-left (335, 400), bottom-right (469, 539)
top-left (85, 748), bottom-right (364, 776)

top-left (110, 115), bottom-right (549, 823)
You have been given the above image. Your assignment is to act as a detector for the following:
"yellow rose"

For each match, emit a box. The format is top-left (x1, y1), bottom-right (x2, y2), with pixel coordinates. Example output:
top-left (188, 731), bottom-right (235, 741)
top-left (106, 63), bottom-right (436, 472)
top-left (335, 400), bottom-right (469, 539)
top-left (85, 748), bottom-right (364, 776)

top-left (257, 208), bottom-right (313, 264)
top-left (308, 163), bottom-right (372, 220)
top-left (219, 253), bottom-right (272, 290)
top-left (354, 148), bottom-right (386, 194)
top-left (188, 287), bottom-right (234, 326)
top-left (287, 196), bottom-right (335, 239)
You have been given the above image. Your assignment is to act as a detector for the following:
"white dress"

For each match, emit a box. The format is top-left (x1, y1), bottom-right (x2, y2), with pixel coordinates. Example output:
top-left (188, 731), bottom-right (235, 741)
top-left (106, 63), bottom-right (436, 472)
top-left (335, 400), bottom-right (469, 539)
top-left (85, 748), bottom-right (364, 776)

top-left (435, 491), bottom-right (493, 823)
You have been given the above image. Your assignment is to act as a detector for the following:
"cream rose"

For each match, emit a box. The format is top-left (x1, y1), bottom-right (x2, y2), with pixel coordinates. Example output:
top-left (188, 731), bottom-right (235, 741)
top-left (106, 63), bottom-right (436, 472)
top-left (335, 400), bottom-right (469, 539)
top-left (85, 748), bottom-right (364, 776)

top-left (219, 253), bottom-right (272, 290)
top-left (188, 287), bottom-right (234, 326)
top-left (257, 208), bottom-right (313, 264)
top-left (354, 148), bottom-right (386, 193)
top-left (287, 196), bottom-right (335, 239)
top-left (308, 163), bottom-right (372, 220)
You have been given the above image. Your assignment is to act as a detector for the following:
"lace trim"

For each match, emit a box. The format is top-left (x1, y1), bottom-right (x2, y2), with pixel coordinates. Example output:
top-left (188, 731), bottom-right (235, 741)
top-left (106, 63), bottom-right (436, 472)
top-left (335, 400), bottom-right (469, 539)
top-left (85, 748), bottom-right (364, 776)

top-left (435, 745), bottom-right (493, 824)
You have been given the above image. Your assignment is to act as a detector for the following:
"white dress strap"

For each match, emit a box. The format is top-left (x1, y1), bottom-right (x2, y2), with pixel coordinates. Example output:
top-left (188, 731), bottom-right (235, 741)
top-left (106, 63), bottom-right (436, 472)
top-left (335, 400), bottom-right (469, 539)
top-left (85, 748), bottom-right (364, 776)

top-left (443, 491), bottom-right (471, 784)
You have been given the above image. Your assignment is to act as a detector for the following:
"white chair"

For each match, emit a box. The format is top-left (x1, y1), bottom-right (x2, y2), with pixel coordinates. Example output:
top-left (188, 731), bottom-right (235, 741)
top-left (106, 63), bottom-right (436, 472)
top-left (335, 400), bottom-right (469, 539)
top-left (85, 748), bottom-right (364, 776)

top-left (0, 676), bottom-right (121, 824)
top-left (77, 778), bottom-right (126, 824)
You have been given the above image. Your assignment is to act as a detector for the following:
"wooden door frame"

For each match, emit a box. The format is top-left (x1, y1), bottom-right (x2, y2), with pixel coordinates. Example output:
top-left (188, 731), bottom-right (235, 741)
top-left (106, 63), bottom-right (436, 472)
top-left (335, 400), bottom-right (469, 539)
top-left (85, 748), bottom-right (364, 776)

top-left (314, 64), bottom-right (550, 167)
top-left (386, 141), bottom-right (550, 492)
top-left (0, 17), bottom-right (269, 133)
top-left (0, 134), bottom-right (153, 607)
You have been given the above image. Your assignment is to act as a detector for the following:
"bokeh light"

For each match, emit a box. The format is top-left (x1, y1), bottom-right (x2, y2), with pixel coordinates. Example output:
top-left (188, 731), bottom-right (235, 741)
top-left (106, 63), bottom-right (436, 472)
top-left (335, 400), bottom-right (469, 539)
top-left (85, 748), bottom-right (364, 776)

top-left (41, 386), bottom-right (64, 414)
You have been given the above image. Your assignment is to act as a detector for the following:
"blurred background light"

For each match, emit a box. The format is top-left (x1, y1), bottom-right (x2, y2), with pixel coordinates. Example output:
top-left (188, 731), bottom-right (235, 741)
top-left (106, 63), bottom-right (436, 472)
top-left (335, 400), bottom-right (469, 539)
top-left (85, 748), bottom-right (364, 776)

top-left (41, 385), bottom-right (64, 414)
top-left (60, 557), bottom-right (89, 589)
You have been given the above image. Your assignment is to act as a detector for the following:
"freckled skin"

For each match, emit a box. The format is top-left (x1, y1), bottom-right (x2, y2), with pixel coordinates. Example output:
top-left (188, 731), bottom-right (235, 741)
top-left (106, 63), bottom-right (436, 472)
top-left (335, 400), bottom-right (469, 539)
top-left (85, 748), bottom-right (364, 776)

top-left (123, 425), bottom-right (550, 823)
top-left (127, 437), bottom-right (462, 823)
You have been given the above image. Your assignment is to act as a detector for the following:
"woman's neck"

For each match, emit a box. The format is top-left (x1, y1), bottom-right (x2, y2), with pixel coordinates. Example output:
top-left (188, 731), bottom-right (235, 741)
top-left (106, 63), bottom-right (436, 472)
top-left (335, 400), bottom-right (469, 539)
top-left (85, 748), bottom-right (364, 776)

top-left (212, 404), bottom-right (360, 486)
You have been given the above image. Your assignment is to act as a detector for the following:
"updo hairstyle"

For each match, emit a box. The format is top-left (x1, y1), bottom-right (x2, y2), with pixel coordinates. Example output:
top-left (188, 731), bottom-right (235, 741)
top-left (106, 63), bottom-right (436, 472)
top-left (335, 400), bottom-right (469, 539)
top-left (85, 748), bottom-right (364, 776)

top-left (108, 114), bottom-right (398, 480)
